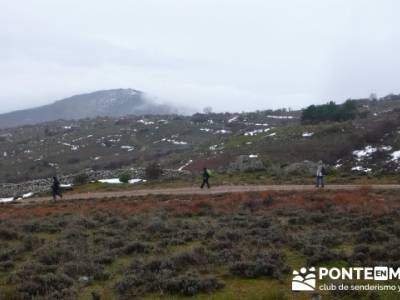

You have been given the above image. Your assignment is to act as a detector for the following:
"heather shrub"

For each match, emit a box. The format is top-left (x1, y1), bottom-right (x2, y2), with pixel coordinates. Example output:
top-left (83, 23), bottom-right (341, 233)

top-left (119, 172), bottom-right (132, 183)
top-left (73, 173), bottom-right (89, 185)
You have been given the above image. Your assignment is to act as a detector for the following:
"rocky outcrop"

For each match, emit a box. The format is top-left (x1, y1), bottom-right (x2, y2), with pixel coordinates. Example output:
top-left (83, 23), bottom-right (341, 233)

top-left (229, 155), bottom-right (265, 172)
top-left (265, 160), bottom-right (319, 176)
top-left (0, 168), bottom-right (190, 198)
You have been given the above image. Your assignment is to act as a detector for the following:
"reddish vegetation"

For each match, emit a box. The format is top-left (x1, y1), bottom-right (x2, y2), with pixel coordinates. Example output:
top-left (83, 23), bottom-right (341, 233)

top-left (0, 189), bottom-right (397, 220)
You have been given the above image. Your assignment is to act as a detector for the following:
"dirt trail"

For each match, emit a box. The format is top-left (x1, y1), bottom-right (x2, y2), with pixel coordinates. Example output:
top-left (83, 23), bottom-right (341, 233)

top-left (20, 184), bottom-right (400, 204)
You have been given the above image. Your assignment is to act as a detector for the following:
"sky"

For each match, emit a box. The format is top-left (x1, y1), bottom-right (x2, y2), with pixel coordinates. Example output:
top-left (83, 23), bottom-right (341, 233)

top-left (1, 0), bottom-right (399, 114)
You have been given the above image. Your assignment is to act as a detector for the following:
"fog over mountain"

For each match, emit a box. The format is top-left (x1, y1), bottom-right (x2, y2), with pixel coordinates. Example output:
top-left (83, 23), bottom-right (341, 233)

top-left (1, 1), bottom-right (400, 114)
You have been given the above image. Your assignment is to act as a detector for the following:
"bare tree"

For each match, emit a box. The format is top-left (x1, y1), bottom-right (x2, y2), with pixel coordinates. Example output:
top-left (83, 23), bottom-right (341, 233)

top-left (203, 106), bottom-right (213, 114)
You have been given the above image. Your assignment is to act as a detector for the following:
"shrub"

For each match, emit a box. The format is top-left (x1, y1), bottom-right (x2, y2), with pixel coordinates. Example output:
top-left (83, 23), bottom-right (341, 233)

top-left (0, 248), bottom-right (16, 262)
top-left (63, 261), bottom-right (110, 281)
top-left (145, 163), bottom-right (163, 180)
top-left (16, 272), bottom-right (75, 298)
top-left (161, 272), bottom-right (223, 296)
top-left (0, 228), bottom-right (19, 240)
top-left (114, 274), bottom-right (146, 296)
top-left (0, 260), bottom-right (14, 271)
top-left (357, 228), bottom-right (390, 243)
top-left (229, 251), bottom-right (289, 279)
top-left (119, 172), bottom-right (132, 183)
top-left (73, 173), bottom-right (89, 185)
top-left (36, 244), bottom-right (76, 265)
top-left (22, 219), bottom-right (63, 234)
top-left (23, 235), bottom-right (44, 251)
top-left (94, 252), bottom-right (115, 265)
top-left (124, 242), bottom-right (152, 255)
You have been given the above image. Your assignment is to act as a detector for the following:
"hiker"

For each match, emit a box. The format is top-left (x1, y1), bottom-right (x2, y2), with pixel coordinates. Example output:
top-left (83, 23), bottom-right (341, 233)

top-left (316, 161), bottom-right (326, 188)
top-left (51, 176), bottom-right (63, 200)
top-left (200, 167), bottom-right (211, 189)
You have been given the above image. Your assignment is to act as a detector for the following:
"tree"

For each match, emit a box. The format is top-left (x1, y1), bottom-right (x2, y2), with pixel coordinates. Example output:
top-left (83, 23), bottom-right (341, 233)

top-left (369, 93), bottom-right (378, 101)
top-left (119, 172), bottom-right (132, 183)
top-left (301, 100), bottom-right (358, 124)
top-left (145, 163), bottom-right (163, 180)
top-left (203, 106), bottom-right (213, 114)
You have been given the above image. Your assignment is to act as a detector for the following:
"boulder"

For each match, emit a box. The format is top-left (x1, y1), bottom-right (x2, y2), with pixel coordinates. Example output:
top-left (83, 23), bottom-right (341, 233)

top-left (229, 155), bottom-right (265, 172)
top-left (282, 161), bottom-right (319, 176)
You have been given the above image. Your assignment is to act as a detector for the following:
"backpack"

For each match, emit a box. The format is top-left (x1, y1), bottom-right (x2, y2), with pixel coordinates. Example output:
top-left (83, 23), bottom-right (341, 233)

top-left (206, 169), bottom-right (213, 177)
top-left (321, 166), bottom-right (327, 176)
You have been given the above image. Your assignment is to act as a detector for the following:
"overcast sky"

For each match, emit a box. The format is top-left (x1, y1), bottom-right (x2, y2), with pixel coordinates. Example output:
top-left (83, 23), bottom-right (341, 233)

top-left (1, 0), bottom-right (399, 114)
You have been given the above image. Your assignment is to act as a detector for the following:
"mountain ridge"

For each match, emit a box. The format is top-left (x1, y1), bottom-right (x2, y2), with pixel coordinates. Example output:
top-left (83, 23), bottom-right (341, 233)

top-left (0, 89), bottom-right (179, 129)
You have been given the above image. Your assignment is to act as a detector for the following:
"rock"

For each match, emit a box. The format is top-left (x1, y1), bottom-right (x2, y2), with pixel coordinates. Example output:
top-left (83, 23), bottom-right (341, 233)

top-left (282, 161), bottom-right (319, 176)
top-left (229, 155), bottom-right (265, 172)
top-left (79, 276), bottom-right (90, 283)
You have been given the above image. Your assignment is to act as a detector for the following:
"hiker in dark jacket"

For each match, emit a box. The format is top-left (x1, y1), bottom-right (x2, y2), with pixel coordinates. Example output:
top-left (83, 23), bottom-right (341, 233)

top-left (316, 161), bottom-right (326, 188)
top-left (200, 167), bottom-right (211, 189)
top-left (52, 176), bottom-right (63, 200)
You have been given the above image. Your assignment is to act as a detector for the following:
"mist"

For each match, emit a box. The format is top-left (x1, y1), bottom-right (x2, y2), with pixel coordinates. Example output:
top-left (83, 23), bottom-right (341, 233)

top-left (1, 0), bottom-right (399, 114)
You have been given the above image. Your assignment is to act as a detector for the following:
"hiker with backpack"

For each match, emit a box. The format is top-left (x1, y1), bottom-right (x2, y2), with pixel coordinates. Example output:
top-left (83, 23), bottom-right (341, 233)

top-left (200, 167), bottom-right (211, 189)
top-left (51, 176), bottom-right (63, 200)
top-left (316, 161), bottom-right (327, 188)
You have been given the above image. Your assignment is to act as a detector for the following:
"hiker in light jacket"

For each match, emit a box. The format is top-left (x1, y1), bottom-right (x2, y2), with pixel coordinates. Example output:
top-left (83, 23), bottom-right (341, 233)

top-left (200, 167), bottom-right (211, 189)
top-left (316, 161), bottom-right (326, 188)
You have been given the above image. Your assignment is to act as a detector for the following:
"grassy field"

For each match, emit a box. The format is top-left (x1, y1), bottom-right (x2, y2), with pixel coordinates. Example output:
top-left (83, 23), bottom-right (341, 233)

top-left (1, 189), bottom-right (400, 299)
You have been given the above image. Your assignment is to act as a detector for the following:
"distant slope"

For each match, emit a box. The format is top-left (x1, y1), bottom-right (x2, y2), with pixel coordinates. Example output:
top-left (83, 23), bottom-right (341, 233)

top-left (0, 89), bottom-right (178, 128)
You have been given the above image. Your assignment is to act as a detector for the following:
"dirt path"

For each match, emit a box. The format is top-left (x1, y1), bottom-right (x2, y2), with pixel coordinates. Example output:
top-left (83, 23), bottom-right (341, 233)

top-left (19, 184), bottom-right (400, 204)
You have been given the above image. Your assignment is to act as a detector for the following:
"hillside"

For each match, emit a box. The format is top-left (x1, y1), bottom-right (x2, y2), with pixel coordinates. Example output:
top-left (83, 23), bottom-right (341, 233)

top-left (1, 94), bottom-right (400, 184)
top-left (0, 89), bottom-right (179, 129)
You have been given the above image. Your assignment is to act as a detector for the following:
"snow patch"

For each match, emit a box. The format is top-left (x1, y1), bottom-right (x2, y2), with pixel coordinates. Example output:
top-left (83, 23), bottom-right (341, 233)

top-left (137, 120), bottom-right (155, 125)
top-left (60, 184), bottom-right (73, 188)
top-left (352, 146), bottom-right (377, 160)
top-left (121, 145), bottom-right (135, 152)
top-left (390, 150), bottom-right (400, 161)
top-left (0, 197), bottom-right (14, 203)
top-left (228, 116), bottom-right (238, 123)
top-left (267, 115), bottom-right (294, 119)
top-left (99, 178), bottom-right (146, 184)
top-left (351, 166), bottom-right (372, 173)
top-left (244, 128), bottom-right (270, 136)
top-left (302, 132), bottom-right (314, 137)
top-left (178, 160), bottom-right (193, 171)
top-left (161, 138), bottom-right (188, 145)
top-left (214, 129), bottom-right (231, 134)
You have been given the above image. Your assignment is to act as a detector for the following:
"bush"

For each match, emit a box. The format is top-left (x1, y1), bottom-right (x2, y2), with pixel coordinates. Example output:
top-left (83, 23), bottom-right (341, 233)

top-left (119, 172), bottom-right (132, 183)
top-left (357, 228), bottom-right (390, 243)
top-left (63, 261), bottom-right (110, 281)
top-left (162, 272), bottom-right (223, 296)
top-left (36, 244), bottom-right (76, 265)
top-left (145, 163), bottom-right (163, 180)
top-left (229, 251), bottom-right (289, 279)
top-left (73, 173), bottom-right (89, 185)
top-left (0, 228), bottom-right (19, 240)
top-left (0, 260), bottom-right (14, 271)
top-left (23, 219), bottom-right (63, 234)
top-left (16, 272), bottom-right (75, 298)
top-left (124, 242), bottom-right (152, 255)
top-left (301, 100), bottom-right (358, 124)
